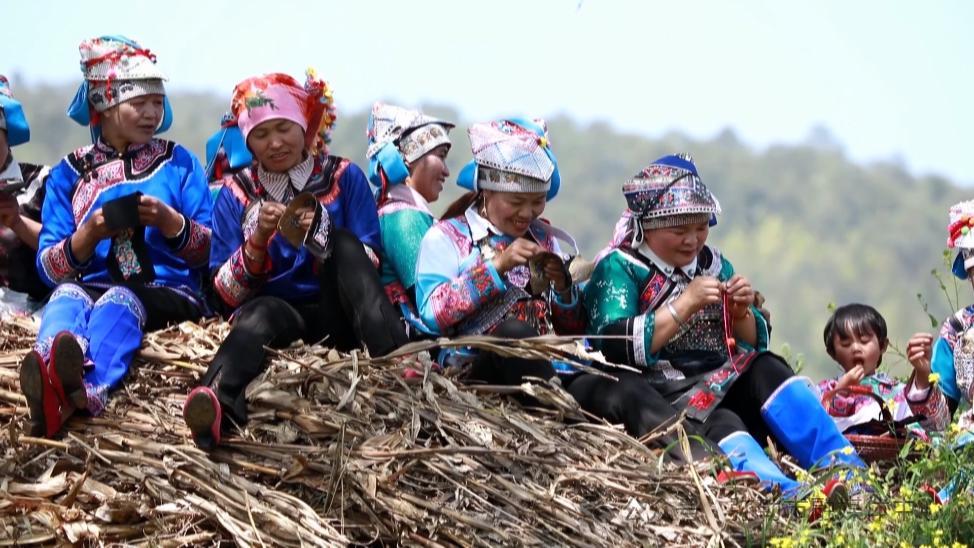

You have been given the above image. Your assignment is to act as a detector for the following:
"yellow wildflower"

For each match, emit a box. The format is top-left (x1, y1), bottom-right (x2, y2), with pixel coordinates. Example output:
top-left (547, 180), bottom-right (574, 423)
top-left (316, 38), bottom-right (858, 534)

top-left (900, 485), bottom-right (913, 497)
top-left (930, 502), bottom-right (942, 514)
top-left (929, 372), bottom-right (941, 384)
top-left (836, 533), bottom-right (846, 546)
top-left (841, 446), bottom-right (854, 455)
top-left (868, 520), bottom-right (883, 532)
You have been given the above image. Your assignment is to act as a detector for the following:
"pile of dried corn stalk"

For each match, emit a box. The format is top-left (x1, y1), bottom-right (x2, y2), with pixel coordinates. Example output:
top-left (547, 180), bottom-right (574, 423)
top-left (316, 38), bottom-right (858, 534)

top-left (0, 314), bottom-right (773, 546)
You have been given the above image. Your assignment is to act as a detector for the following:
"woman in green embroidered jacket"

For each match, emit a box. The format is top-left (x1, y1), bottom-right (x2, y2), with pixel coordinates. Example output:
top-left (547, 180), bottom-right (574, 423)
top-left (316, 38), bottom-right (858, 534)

top-left (366, 103), bottom-right (453, 342)
top-left (584, 153), bottom-right (865, 499)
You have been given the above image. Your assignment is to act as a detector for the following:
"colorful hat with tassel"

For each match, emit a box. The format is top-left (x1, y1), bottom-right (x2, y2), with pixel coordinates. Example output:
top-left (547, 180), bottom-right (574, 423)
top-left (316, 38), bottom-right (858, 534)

top-left (230, 69), bottom-right (336, 156)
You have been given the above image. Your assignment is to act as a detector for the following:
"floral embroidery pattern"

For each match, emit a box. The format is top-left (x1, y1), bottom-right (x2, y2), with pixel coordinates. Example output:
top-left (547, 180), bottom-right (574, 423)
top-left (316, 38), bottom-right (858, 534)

top-left (112, 229), bottom-right (143, 280)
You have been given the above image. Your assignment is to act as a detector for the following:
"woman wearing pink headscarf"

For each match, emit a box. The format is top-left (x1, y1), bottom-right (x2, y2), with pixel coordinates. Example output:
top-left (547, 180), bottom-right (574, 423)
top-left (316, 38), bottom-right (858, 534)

top-left (183, 71), bottom-right (407, 449)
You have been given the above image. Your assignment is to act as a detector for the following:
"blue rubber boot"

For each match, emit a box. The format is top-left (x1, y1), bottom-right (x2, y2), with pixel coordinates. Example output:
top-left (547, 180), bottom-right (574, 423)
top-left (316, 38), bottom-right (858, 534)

top-left (719, 430), bottom-right (802, 499)
top-left (761, 377), bottom-right (866, 470)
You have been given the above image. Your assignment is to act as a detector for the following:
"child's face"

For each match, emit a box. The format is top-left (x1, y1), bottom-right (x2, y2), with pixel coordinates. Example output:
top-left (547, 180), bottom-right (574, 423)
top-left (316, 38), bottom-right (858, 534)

top-left (831, 327), bottom-right (885, 375)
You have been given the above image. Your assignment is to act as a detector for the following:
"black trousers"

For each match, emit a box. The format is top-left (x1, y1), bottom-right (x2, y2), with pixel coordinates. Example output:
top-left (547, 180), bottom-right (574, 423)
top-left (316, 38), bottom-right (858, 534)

top-left (567, 354), bottom-right (794, 462)
top-left (466, 319), bottom-right (557, 384)
top-left (74, 282), bottom-right (205, 331)
top-left (201, 230), bottom-right (408, 424)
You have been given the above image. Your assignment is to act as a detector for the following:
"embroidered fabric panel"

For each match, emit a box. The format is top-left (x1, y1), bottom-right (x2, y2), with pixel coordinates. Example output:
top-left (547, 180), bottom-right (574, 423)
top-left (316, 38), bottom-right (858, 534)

top-left (906, 384), bottom-right (951, 434)
top-left (427, 259), bottom-right (503, 332)
top-left (68, 140), bottom-right (175, 223)
top-left (214, 247), bottom-right (268, 308)
top-left (92, 286), bottom-right (148, 328)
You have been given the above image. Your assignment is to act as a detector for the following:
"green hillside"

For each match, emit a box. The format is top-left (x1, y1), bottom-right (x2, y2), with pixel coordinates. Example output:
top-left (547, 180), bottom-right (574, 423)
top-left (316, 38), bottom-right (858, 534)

top-left (8, 81), bottom-right (969, 380)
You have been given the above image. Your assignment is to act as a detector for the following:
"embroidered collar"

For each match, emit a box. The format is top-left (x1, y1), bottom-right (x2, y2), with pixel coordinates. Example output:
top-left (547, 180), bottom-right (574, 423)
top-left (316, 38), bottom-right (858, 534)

top-left (257, 154), bottom-right (315, 202)
top-left (637, 242), bottom-right (697, 280)
top-left (94, 137), bottom-right (150, 157)
top-left (387, 183), bottom-right (433, 217)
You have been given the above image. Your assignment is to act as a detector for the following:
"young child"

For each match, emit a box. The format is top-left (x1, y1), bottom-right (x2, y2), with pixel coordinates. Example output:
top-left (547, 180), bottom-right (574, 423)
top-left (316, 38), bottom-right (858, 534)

top-left (818, 303), bottom-right (949, 438)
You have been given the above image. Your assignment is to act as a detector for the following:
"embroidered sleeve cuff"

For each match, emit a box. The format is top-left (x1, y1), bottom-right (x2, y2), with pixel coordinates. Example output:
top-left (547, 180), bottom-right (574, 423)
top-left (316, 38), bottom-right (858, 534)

top-left (213, 246), bottom-right (269, 308)
top-left (484, 259), bottom-right (506, 292)
top-left (552, 285), bottom-right (579, 308)
top-left (167, 216), bottom-right (211, 268)
top-left (40, 238), bottom-right (86, 284)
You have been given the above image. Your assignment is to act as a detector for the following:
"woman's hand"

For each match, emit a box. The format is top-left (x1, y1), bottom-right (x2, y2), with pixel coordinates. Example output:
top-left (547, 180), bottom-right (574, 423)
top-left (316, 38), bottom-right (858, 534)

top-left (678, 275), bottom-right (722, 315)
top-left (722, 274), bottom-right (754, 318)
top-left (138, 195), bottom-right (184, 238)
top-left (542, 256), bottom-right (570, 293)
top-left (906, 332), bottom-right (935, 389)
top-left (0, 194), bottom-right (22, 229)
top-left (70, 208), bottom-right (116, 262)
top-left (295, 206), bottom-right (316, 232)
top-left (78, 208), bottom-right (115, 242)
top-left (252, 201), bottom-right (287, 246)
top-left (491, 238), bottom-right (542, 274)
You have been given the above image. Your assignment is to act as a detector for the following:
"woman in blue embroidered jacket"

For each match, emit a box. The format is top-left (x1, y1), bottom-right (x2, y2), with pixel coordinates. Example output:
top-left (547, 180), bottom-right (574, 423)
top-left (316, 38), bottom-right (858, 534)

top-left (0, 75), bottom-right (50, 302)
top-left (367, 102), bottom-right (453, 340)
top-left (19, 36), bottom-right (212, 438)
top-left (584, 154), bottom-right (865, 496)
top-left (183, 72), bottom-right (408, 449)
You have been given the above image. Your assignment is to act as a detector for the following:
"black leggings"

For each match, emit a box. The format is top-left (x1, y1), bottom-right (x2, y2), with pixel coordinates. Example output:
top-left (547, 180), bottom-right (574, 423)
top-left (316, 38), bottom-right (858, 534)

top-left (567, 354), bottom-right (794, 461)
top-left (200, 230), bottom-right (408, 424)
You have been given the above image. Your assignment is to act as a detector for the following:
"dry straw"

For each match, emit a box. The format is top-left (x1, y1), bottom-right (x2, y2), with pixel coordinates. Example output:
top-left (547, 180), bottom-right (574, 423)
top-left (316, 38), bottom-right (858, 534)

top-left (0, 317), bottom-right (771, 546)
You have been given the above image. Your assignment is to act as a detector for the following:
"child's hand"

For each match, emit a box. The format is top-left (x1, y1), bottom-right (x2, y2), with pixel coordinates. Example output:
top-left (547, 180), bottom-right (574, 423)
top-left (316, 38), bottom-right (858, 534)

top-left (838, 365), bottom-right (865, 389)
top-left (906, 332), bottom-right (934, 389)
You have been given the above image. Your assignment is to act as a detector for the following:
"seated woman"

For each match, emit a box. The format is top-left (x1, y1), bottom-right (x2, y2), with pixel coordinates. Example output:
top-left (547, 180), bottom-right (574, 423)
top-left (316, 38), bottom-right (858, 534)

top-left (0, 75), bottom-right (51, 302)
top-left (184, 71), bottom-right (408, 449)
top-left (584, 154), bottom-right (864, 496)
top-left (20, 36), bottom-right (212, 438)
top-left (367, 102), bottom-right (453, 340)
top-left (415, 118), bottom-right (585, 384)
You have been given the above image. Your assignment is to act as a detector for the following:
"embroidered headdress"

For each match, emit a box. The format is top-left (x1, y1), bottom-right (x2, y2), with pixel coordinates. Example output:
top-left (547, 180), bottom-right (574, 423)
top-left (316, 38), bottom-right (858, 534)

top-left (457, 118), bottom-right (561, 200)
top-left (625, 153), bottom-right (721, 228)
top-left (230, 69), bottom-right (336, 156)
top-left (366, 102), bottom-right (453, 187)
top-left (947, 200), bottom-right (974, 279)
top-left (66, 35), bottom-right (173, 142)
top-left (204, 112), bottom-right (253, 181)
top-left (0, 75), bottom-right (29, 147)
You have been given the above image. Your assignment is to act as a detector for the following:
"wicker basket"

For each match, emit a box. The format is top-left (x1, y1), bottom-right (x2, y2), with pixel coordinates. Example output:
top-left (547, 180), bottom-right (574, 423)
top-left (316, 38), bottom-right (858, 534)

top-left (821, 384), bottom-right (913, 463)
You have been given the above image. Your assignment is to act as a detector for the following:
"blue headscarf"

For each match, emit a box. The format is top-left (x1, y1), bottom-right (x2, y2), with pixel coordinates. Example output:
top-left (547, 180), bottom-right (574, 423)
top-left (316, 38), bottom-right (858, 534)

top-left (0, 76), bottom-right (30, 147)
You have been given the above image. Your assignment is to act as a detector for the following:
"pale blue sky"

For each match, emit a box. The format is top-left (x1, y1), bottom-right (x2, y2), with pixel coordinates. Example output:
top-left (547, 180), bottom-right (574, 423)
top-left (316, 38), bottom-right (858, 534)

top-left (3, 0), bottom-right (972, 183)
